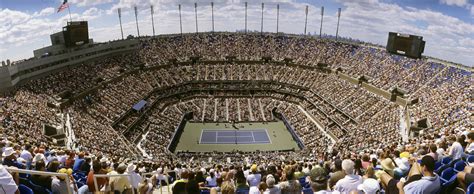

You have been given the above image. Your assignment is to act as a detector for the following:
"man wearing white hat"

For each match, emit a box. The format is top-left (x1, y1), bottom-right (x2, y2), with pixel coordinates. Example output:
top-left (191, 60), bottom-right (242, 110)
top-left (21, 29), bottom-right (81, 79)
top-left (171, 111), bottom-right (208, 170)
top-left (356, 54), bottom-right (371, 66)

top-left (356, 178), bottom-right (380, 194)
top-left (2, 147), bottom-right (24, 169)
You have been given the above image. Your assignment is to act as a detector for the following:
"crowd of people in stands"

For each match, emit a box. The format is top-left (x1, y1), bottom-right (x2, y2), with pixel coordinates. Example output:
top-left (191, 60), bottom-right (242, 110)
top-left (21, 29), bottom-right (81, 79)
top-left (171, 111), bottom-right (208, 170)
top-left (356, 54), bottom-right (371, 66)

top-left (2, 131), bottom-right (474, 193)
top-left (0, 32), bottom-right (472, 193)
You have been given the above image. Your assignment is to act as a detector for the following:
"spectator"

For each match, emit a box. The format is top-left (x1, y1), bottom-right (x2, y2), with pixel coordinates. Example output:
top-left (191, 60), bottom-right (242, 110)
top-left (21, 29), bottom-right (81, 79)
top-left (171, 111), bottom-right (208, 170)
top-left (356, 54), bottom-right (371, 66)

top-left (309, 165), bottom-right (334, 193)
top-left (448, 135), bottom-right (464, 160)
top-left (355, 178), bottom-right (380, 194)
top-left (73, 152), bottom-right (85, 172)
top-left (247, 164), bottom-right (261, 194)
top-left (465, 132), bottom-right (474, 155)
top-left (30, 160), bottom-right (52, 190)
top-left (328, 159), bottom-right (344, 189)
top-left (263, 174), bottom-right (281, 194)
top-left (279, 168), bottom-right (302, 193)
top-left (51, 168), bottom-right (77, 194)
top-left (109, 163), bottom-right (131, 194)
top-left (206, 171), bottom-right (217, 186)
top-left (334, 159), bottom-right (362, 193)
top-left (0, 165), bottom-right (19, 194)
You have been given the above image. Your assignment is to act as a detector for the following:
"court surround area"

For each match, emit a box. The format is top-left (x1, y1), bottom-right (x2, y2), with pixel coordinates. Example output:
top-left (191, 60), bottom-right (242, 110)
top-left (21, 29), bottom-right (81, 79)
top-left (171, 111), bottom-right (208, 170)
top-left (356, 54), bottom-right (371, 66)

top-left (174, 121), bottom-right (300, 153)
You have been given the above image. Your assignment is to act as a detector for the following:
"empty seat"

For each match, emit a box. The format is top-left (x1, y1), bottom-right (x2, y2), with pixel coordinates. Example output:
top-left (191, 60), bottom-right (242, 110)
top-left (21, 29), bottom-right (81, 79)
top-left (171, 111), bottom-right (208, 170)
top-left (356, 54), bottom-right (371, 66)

top-left (442, 157), bottom-right (453, 165)
top-left (467, 182), bottom-right (474, 194)
top-left (29, 181), bottom-right (52, 194)
top-left (19, 184), bottom-right (34, 194)
top-left (440, 167), bottom-right (456, 184)
top-left (439, 167), bottom-right (458, 194)
top-left (468, 155), bottom-right (474, 163)
top-left (453, 160), bottom-right (467, 173)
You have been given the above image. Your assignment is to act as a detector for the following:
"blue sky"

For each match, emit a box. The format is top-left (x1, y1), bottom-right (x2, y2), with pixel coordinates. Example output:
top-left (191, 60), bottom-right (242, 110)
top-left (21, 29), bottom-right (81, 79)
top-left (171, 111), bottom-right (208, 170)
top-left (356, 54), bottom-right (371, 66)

top-left (1, 0), bottom-right (473, 66)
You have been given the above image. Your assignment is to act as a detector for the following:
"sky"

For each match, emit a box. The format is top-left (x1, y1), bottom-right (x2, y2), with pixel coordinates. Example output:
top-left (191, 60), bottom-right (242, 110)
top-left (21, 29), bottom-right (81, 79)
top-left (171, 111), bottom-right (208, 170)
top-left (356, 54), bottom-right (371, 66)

top-left (0, 0), bottom-right (473, 67)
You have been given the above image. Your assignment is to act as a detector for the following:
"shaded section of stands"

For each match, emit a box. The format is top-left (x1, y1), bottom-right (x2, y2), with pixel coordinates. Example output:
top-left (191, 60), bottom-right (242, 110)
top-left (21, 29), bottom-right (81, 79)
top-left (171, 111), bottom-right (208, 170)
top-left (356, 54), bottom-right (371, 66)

top-left (167, 112), bottom-right (194, 153)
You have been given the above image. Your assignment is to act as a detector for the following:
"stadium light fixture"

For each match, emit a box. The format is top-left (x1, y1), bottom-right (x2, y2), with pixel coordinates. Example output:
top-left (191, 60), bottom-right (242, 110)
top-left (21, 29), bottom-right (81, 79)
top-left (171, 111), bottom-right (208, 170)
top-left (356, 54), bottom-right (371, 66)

top-left (134, 6), bottom-right (140, 37)
top-left (151, 5), bottom-right (155, 36)
top-left (117, 8), bottom-right (124, 39)
top-left (304, 5), bottom-right (308, 35)
top-left (179, 4), bottom-right (183, 35)
top-left (211, 2), bottom-right (215, 32)
top-left (261, 3), bottom-right (264, 34)
top-left (336, 8), bottom-right (341, 40)
top-left (195, 3), bottom-right (198, 33)
top-left (245, 2), bottom-right (248, 33)
top-left (276, 4), bottom-right (280, 33)
top-left (320, 6), bottom-right (324, 38)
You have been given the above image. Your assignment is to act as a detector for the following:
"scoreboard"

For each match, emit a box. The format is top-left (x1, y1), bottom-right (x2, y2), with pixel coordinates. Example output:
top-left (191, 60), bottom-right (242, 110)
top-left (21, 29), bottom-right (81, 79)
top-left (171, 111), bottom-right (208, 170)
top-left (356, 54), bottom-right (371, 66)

top-left (62, 21), bottom-right (89, 47)
top-left (386, 32), bottom-right (425, 59)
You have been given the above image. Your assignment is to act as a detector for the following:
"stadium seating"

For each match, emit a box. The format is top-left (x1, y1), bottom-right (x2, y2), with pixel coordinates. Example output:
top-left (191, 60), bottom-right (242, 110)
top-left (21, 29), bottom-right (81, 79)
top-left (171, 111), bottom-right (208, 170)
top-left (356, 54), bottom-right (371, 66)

top-left (467, 183), bottom-right (474, 194)
top-left (19, 184), bottom-right (34, 194)
top-left (453, 160), bottom-right (466, 173)
top-left (1, 33), bottom-right (472, 194)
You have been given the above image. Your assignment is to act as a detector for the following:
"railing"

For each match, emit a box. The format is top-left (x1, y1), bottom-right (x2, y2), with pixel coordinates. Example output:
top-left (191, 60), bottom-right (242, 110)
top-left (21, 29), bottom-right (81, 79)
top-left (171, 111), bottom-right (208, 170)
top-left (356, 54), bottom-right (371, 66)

top-left (92, 172), bottom-right (172, 194)
top-left (5, 167), bottom-right (73, 194)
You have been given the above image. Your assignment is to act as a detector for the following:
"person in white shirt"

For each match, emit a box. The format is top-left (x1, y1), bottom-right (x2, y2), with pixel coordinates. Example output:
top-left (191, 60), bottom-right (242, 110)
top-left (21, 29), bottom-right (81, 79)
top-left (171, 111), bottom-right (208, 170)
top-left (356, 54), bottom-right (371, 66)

top-left (334, 159), bottom-right (363, 193)
top-left (247, 164), bottom-right (261, 194)
top-left (19, 144), bottom-right (33, 169)
top-left (206, 171), bottom-right (217, 186)
top-left (127, 164), bottom-right (142, 190)
top-left (0, 165), bottom-right (18, 194)
top-left (57, 150), bottom-right (67, 166)
top-left (448, 135), bottom-right (463, 160)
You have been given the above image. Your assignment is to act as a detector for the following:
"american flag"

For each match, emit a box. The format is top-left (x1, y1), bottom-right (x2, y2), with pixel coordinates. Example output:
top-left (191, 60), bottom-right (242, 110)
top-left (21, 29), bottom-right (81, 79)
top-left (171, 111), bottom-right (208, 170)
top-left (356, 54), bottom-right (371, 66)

top-left (57, 0), bottom-right (69, 13)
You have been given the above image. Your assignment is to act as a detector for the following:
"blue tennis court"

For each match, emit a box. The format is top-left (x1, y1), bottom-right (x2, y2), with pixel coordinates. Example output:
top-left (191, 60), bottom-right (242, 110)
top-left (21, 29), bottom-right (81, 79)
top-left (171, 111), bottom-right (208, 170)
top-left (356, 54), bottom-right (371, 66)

top-left (200, 129), bottom-right (271, 144)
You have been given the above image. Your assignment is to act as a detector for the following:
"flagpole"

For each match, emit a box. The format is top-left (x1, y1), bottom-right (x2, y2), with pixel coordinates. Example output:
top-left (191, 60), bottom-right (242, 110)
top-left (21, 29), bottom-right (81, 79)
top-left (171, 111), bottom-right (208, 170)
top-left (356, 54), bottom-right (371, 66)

top-left (67, 5), bottom-right (72, 22)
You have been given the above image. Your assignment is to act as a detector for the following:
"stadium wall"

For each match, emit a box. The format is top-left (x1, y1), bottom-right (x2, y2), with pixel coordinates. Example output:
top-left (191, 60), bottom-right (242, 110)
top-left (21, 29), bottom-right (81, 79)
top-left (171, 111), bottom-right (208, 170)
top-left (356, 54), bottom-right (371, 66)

top-left (0, 39), bottom-right (140, 92)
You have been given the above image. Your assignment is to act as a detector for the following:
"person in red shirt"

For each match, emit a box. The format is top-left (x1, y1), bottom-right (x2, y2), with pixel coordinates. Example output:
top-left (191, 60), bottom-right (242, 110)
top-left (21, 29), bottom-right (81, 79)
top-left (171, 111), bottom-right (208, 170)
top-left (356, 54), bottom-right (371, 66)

top-left (65, 152), bottom-right (75, 169)
top-left (86, 160), bottom-right (109, 192)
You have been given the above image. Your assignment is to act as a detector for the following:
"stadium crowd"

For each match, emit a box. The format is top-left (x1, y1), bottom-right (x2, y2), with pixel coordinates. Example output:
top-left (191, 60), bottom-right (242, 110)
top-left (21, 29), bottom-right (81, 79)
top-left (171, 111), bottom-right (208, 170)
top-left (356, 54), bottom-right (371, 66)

top-left (0, 32), bottom-right (472, 193)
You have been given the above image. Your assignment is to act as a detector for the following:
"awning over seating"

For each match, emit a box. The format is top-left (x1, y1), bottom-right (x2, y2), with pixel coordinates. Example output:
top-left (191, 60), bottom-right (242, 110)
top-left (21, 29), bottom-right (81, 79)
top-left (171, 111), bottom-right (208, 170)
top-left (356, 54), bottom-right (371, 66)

top-left (132, 100), bottom-right (147, 111)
